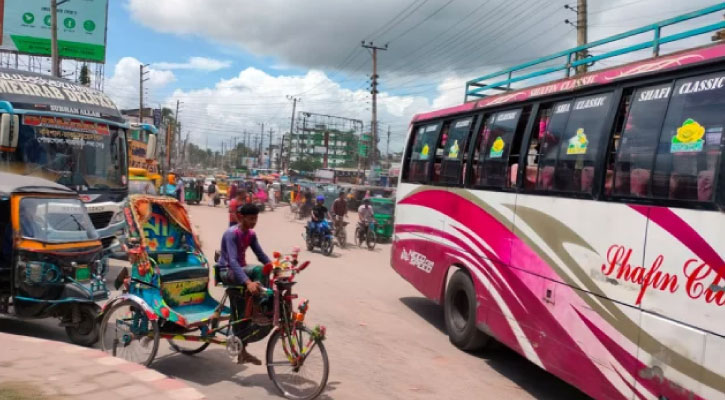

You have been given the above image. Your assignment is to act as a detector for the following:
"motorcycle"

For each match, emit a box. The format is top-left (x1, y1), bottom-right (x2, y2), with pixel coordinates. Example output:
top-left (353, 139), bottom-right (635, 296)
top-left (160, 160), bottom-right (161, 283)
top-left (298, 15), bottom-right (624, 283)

top-left (303, 220), bottom-right (334, 256)
top-left (355, 221), bottom-right (377, 250)
top-left (332, 216), bottom-right (348, 248)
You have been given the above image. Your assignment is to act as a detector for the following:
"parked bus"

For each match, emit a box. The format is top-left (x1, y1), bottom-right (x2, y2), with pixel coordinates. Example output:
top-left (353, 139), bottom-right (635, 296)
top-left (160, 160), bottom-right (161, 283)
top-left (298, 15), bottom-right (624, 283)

top-left (392, 15), bottom-right (725, 400)
top-left (127, 123), bottom-right (161, 189)
top-left (0, 69), bottom-right (128, 250)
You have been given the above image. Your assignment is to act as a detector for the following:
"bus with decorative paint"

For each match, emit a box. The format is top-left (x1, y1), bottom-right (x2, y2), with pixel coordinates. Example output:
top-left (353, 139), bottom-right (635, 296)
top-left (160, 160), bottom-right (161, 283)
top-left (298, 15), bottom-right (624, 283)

top-left (391, 6), bottom-right (725, 400)
top-left (0, 69), bottom-right (128, 251)
top-left (127, 123), bottom-right (161, 189)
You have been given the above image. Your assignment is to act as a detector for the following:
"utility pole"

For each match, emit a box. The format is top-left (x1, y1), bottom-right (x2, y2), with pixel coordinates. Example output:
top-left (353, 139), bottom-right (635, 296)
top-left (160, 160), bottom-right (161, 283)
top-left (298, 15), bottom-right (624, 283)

top-left (362, 41), bottom-right (387, 170)
top-left (386, 125), bottom-right (391, 168)
top-left (577, 0), bottom-right (588, 74)
top-left (51, 0), bottom-right (68, 77)
top-left (565, 1), bottom-right (588, 74)
top-left (139, 64), bottom-right (150, 123)
top-left (268, 128), bottom-right (274, 169)
top-left (285, 96), bottom-right (301, 170)
top-left (173, 100), bottom-right (181, 168)
top-left (258, 123), bottom-right (265, 162)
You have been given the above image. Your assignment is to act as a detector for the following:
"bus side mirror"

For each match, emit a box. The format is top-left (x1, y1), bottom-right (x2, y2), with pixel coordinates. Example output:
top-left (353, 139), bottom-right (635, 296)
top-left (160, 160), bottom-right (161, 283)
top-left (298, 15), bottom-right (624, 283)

top-left (146, 134), bottom-right (157, 160)
top-left (0, 114), bottom-right (19, 151)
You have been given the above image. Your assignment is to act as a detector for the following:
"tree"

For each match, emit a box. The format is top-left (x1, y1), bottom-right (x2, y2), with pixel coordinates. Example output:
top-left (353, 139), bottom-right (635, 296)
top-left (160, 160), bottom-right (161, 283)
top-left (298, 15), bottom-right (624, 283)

top-left (290, 156), bottom-right (322, 172)
top-left (79, 64), bottom-right (91, 86)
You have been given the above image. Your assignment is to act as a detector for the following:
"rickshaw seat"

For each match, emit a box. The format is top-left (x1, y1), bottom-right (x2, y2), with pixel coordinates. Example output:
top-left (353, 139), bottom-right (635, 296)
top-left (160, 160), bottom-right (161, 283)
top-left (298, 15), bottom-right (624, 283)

top-left (148, 250), bottom-right (209, 282)
top-left (157, 263), bottom-right (210, 282)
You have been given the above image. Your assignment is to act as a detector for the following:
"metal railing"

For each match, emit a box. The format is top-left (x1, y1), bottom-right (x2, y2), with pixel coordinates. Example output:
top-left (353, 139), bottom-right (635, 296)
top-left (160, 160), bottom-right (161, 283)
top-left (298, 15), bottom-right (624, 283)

top-left (464, 3), bottom-right (725, 102)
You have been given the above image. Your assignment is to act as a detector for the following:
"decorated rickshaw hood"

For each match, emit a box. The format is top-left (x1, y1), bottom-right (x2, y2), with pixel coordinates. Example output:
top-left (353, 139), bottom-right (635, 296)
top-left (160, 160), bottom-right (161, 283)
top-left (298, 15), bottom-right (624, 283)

top-left (125, 195), bottom-right (202, 249)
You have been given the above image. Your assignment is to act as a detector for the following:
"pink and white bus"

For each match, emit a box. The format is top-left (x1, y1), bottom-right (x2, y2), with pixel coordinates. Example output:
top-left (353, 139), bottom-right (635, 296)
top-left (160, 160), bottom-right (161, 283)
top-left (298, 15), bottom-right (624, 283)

top-left (391, 43), bottom-right (725, 399)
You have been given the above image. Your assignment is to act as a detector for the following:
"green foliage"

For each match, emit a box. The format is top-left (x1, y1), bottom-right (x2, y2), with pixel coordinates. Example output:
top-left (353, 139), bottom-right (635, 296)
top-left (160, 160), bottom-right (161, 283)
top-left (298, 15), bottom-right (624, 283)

top-left (79, 64), bottom-right (91, 86)
top-left (290, 156), bottom-right (322, 172)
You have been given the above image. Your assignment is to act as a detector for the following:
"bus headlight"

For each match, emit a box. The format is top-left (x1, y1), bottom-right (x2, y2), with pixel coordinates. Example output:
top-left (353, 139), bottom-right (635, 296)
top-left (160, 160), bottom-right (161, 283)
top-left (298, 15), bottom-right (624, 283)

top-left (110, 210), bottom-right (125, 224)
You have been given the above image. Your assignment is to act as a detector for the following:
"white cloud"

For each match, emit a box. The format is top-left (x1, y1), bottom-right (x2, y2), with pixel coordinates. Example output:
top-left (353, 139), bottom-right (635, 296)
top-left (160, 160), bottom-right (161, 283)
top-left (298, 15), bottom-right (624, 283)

top-left (163, 67), bottom-right (438, 153)
top-left (104, 57), bottom-right (176, 109)
top-left (153, 57), bottom-right (232, 71)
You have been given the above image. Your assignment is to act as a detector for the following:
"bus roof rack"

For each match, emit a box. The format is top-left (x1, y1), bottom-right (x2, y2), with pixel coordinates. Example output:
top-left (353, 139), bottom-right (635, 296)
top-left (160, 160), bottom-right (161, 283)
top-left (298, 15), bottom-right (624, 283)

top-left (464, 3), bottom-right (725, 102)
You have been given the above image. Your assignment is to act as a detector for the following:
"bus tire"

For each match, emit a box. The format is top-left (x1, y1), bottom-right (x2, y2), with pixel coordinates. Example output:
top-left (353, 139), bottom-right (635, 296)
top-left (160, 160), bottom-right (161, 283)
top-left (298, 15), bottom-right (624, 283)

top-left (444, 270), bottom-right (489, 351)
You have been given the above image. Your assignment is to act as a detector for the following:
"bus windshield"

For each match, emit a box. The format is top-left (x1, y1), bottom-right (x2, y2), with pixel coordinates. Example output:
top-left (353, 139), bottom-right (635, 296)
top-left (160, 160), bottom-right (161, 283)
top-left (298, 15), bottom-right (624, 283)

top-left (6, 116), bottom-right (127, 191)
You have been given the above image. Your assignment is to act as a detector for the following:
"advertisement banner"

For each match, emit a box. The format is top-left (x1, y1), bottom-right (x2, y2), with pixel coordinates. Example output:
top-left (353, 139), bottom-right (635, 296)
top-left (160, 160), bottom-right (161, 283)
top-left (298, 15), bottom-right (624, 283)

top-left (0, 0), bottom-right (108, 62)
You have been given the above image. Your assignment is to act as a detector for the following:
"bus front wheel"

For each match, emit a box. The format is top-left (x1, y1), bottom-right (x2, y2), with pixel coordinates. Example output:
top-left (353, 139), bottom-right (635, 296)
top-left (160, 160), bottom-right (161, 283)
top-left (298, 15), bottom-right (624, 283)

top-left (444, 270), bottom-right (489, 351)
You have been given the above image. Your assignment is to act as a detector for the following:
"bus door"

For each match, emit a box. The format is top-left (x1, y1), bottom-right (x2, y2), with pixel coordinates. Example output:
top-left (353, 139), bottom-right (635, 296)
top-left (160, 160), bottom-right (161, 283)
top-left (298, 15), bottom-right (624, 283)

top-left (394, 121), bottom-right (447, 299)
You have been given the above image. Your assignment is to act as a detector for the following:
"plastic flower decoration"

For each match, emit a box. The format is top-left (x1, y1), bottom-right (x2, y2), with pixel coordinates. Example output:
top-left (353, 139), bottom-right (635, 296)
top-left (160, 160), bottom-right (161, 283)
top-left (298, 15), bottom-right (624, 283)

top-left (492, 137), bottom-right (505, 152)
top-left (675, 118), bottom-right (705, 144)
top-left (576, 128), bottom-right (588, 144)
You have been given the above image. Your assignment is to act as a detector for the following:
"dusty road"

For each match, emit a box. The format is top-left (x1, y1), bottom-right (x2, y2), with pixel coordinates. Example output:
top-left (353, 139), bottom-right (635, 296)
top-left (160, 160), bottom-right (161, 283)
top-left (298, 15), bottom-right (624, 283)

top-left (0, 203), bottom-right (588, 400)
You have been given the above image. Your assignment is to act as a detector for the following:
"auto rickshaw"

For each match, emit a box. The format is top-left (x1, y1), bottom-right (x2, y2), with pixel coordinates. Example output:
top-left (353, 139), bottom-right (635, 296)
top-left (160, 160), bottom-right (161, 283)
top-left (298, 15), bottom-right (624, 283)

top-left (215, 174), bottom-right (229, 204)
top-left (181, 177), bottom-right (203, 204)
top-left (369, 197), bottom-right (395, 241)
top-left (0, 172), bottom-right (108, 346)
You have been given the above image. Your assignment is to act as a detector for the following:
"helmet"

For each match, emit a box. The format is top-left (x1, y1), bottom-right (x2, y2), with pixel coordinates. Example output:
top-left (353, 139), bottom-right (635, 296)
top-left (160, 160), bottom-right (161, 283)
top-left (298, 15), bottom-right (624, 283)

top-left (316, 195), bottom-right (325, 202)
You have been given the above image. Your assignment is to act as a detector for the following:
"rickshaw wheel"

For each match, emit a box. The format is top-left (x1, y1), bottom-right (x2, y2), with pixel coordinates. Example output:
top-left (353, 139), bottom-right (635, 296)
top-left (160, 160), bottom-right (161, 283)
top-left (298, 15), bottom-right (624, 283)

top-left (100, 299), bottom-right (160, 367)
top-left (168, 318), bottom-right (218, 355)
top-left (65, 303), bottom-right (101, 347)
top-left (267, 326), bottom-right (330, 400)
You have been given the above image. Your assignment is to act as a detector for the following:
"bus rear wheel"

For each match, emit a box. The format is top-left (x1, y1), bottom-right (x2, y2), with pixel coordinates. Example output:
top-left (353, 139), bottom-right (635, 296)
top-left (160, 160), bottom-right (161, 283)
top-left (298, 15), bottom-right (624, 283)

top-left (444, 270), bottom-right (489, 351)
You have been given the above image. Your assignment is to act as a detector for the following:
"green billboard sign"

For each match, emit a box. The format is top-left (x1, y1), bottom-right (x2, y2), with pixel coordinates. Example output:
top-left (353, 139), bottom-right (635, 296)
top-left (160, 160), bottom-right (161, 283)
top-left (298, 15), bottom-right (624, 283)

top-left (1, 0), bottom-right (108, 62)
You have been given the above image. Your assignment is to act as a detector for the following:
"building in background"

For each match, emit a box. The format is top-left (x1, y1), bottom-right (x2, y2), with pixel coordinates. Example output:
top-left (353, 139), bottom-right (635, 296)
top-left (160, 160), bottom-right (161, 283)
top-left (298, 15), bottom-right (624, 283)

top-left (284, 112), bottom-right (364, 170)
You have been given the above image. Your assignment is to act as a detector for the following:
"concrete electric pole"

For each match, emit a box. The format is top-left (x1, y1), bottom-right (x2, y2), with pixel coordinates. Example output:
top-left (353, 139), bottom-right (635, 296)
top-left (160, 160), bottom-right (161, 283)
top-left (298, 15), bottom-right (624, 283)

top-left (286, 96), bottom-right (301, 170)
top-left (565, 0), bottom-right (588, 74)
top-left (139, 64), bottom-right (150, 123)
top-left (50, 0), bottom-right (69, 78)
top-left (268, 128), bottom-right (274, 169)
top-left (362, 41), bottom-right (387, 170)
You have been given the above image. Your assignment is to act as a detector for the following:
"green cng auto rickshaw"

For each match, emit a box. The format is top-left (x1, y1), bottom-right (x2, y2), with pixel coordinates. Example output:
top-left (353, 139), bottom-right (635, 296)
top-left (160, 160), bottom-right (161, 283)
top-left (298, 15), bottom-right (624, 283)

top-left (182, 177), bottom-right (203, 204)
top-left (0, 172), bottom-right (108, 346)
top-left (370, 197), bottom-right (395, 241)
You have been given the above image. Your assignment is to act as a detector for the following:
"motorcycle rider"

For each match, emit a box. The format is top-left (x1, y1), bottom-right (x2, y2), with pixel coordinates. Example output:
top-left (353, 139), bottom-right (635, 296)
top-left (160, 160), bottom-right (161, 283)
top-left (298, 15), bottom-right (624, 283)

top-left (331, 191), bottom-right (347, 232)
top-left (217, 203), bottom-right (273, 365)
top-left (307, 195), bottom-right (330, 240)
top-left (357, 198), bottom-right (375, 238)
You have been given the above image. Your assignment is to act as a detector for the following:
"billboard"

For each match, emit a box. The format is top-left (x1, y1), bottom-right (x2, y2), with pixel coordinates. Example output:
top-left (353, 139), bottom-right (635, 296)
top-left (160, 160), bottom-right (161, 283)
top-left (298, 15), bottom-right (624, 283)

top-left (0, 0), bottom-right (108, 62)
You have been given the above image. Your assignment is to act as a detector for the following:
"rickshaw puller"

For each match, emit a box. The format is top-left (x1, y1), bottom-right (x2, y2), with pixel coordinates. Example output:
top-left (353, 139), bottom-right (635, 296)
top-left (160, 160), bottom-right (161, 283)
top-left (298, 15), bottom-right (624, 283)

top-left (217, 203), bottom-right (273, 365)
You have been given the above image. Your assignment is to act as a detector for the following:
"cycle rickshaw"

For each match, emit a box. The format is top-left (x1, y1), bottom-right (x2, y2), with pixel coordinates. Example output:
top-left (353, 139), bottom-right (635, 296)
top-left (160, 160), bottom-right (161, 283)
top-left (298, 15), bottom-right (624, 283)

top-left (99, 195), bottom-right (329, 400)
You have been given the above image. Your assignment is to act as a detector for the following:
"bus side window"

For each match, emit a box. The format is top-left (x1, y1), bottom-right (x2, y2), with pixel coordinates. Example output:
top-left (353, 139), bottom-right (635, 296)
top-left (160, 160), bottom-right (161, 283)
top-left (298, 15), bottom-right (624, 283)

top-left (473, 108), bottom-right (523, 189)
top-left (603, 90), bottom-right (633, 196)
top-left (552, 92), bottom-right (614, 194)
top-left (431, 122), bottom-right (451, 183)
top-left (530, 101), bottom-right (571, 192)
top-left (608, 84), bottom-right (671, 198)
top-left (436, 116), bottom-right (476, 185)
top-left (652, 72), bottom-right (725, 202)
top-left (402, 122), bottom-right (441, 183)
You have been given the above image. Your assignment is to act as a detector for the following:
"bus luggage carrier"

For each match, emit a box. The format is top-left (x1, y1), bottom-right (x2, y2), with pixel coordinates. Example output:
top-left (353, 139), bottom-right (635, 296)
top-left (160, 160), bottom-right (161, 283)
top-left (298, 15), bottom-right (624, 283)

top-left (464, 3), bottom-right (725, 102)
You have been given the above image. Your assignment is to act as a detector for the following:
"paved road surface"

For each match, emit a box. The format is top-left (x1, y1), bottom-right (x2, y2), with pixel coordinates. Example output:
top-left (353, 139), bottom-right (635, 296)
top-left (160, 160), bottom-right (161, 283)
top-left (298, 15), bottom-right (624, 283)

top-left (0, 203), bottom-right (589, 400)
